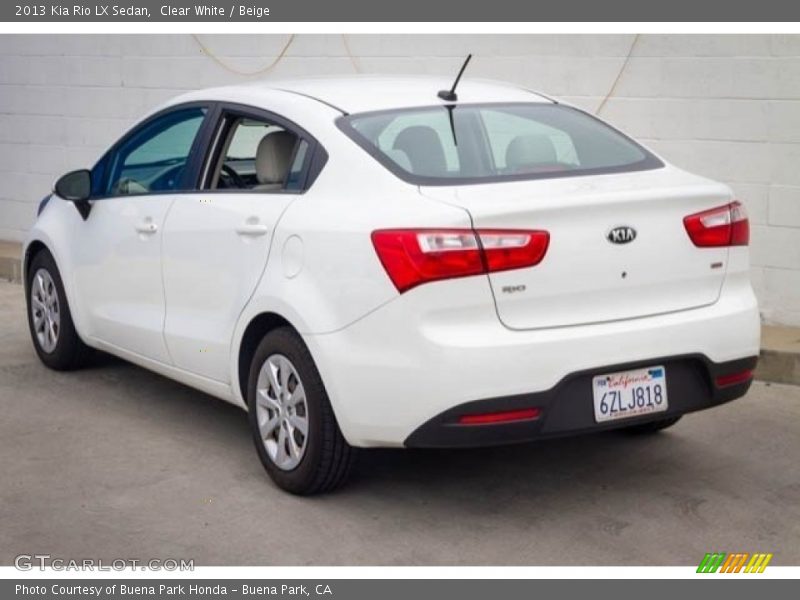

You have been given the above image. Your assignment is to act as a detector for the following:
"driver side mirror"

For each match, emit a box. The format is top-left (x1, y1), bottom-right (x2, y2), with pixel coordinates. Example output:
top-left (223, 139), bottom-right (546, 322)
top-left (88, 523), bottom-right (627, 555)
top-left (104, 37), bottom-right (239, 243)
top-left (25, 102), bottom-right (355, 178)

top-left (54, 169), bottom-right (92, 220)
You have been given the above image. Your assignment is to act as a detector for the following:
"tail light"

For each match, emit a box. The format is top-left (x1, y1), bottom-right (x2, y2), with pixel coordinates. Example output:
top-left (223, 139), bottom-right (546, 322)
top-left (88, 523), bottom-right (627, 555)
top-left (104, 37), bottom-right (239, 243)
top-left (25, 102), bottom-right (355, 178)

top-left (715, 369), bottom-right (754, 388)
top-left (371, 229), bottom-right (549, 293)
top-left (684, 201), bottom-right (749, 247)
top-left (479, 229), bottom-right (551, 273)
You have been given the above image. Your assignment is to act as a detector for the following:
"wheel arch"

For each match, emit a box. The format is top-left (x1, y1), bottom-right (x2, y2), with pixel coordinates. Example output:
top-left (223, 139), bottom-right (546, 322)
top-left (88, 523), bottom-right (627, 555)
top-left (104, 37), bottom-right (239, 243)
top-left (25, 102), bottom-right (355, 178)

top-left (23, 239), bottom-right (50, 282)
top-left (22, 223), bottom-right (91, 343)
top-left (236, 311), bottom-right (298, 405)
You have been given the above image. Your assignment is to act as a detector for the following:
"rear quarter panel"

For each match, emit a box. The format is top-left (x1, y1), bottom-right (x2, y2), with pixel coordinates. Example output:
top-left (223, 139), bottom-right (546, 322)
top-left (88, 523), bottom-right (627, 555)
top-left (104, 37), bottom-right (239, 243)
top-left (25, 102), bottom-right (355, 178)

top-left (228, 112), bottom-right (476, 405)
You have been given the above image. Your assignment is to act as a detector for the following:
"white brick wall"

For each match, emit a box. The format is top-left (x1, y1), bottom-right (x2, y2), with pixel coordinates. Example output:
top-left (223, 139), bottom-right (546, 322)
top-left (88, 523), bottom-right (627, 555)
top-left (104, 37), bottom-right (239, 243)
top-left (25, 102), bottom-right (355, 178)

top-left (0, 34), bottom-right (798, 325)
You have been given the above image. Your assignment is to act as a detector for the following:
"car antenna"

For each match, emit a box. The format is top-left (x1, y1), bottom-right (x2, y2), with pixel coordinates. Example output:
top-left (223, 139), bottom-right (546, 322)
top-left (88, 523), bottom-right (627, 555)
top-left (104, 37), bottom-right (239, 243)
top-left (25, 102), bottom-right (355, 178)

top-left (438, 54), bottom-right (472, 102)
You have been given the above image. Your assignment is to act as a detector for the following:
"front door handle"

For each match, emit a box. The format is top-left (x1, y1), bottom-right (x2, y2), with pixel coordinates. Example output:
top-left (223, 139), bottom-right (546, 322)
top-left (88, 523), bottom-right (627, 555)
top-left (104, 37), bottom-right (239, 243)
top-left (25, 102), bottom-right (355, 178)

top-left (135, 220), bottom-right (158, 234)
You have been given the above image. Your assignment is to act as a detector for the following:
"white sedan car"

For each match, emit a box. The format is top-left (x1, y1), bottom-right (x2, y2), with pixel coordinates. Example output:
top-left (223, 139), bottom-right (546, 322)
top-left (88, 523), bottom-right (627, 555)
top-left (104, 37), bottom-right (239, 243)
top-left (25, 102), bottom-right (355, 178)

top-left (24, 77), bottom-right (760, 494)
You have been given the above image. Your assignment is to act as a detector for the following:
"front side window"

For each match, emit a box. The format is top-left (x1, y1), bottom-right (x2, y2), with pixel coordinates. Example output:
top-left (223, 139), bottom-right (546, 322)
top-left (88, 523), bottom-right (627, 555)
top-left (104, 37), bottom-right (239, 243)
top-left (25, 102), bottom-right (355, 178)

top-left (339, 103), bottom-right (662, 185)
top-left (207, 115), bottom-right (302, 191)
top-left (104, 107), bottom-right (207, 196)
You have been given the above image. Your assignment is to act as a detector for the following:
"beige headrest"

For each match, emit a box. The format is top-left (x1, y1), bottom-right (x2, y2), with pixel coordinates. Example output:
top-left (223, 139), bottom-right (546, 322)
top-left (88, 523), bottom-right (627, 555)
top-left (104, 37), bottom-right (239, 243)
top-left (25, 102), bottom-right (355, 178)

top-left (505, 134), bottom-right (557, 171)
top-left (392, 126), bottom-right (448, 176)
top-left (256, 130), bottom-right (296, 185)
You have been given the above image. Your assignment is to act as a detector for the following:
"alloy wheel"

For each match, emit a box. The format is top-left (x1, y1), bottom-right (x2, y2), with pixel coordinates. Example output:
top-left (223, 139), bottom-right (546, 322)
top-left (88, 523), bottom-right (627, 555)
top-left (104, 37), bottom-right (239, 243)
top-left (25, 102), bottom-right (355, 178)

top-left (255, 354), bottom-right (309, 471)
top-left (30, 268), bottom-right (60, 353)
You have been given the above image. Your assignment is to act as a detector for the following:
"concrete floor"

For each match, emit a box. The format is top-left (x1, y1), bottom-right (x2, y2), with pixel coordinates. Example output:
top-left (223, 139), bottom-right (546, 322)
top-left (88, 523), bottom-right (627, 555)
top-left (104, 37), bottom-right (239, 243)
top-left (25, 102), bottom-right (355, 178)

top-left (0, 280), bottom-right (798, 566)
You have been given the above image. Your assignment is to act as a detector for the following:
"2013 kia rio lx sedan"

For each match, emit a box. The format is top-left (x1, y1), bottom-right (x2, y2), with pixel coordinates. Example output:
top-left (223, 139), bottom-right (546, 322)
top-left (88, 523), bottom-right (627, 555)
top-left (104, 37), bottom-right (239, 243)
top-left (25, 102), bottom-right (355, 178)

top-left (24, 77), bottom-right (760, 494)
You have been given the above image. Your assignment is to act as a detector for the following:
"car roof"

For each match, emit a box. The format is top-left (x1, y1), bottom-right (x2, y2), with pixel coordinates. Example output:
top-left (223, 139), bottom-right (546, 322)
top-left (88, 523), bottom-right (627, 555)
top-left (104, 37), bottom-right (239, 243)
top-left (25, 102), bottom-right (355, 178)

top-left (179, 76), bottom-right (554, 115)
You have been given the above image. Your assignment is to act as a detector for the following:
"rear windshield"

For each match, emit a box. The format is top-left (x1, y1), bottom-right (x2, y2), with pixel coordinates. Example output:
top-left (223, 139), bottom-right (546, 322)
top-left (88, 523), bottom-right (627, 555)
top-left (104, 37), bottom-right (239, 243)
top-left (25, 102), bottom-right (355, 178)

top-left (337, 103), bottom-right (662, 185)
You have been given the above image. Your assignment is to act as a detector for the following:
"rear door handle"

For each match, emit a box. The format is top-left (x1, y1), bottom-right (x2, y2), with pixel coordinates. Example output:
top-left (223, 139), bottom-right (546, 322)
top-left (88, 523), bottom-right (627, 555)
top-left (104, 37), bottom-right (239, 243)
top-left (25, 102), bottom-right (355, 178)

top-left (135, 221), bottom-right (158, 234)
top-left (236, 222), bottom-right (269, 236)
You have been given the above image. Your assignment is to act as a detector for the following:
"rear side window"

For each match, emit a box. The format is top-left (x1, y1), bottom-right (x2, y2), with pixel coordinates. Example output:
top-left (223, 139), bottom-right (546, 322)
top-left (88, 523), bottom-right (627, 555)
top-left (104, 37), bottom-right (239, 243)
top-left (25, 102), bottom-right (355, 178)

top-left (285, 139), bottom-right (310, 190)
top-left (338, 103), bottom-right (662, 185)
top-left (104, 107), bottom-right (207, 196)
top-left (206, 116), bottom-right (299, 191)
top-left (202, 110), bottom-right (314, 193)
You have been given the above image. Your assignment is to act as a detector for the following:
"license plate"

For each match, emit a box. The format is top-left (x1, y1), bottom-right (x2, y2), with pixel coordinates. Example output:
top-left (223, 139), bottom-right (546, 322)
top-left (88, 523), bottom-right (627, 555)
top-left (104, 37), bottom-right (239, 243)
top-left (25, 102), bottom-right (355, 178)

top-left (592, 366), bottom-right (668, 423)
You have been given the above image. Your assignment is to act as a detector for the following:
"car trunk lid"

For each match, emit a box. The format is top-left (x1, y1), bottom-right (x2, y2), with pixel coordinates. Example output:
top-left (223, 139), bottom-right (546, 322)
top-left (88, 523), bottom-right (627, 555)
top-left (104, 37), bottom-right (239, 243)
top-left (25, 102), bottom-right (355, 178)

top-left (420, 167), bottom-right (732, 330)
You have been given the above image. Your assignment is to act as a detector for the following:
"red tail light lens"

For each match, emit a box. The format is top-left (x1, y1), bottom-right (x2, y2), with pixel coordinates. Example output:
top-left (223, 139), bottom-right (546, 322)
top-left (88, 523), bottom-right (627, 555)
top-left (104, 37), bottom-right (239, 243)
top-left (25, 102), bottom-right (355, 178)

top-left (370, 230), bottom-right (484, 293)
top-left (715, 369), bottom-right (754, 388)
top-left (371, 229), bottom-right (549, 293)
top-left (458, 407), bottom-right (542, 425)
top-left (684, 201), bottom-right (749, 247)
top-left (479, 229), bottom-right (551, 273)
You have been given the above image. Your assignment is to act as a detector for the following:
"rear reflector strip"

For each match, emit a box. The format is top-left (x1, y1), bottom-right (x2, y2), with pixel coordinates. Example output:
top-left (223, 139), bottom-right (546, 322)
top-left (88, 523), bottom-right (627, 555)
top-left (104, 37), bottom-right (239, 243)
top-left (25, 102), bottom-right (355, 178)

top-left (457, 407), bottom-right (542, 425)
top-left (715, 369), bottom-right (754, 388)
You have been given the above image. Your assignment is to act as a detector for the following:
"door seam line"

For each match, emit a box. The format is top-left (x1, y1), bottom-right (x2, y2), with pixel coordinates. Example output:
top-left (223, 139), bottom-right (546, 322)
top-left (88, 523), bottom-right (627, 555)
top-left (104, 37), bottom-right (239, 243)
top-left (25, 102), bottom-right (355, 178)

top-left (159, 195), bottom-right (179, 366)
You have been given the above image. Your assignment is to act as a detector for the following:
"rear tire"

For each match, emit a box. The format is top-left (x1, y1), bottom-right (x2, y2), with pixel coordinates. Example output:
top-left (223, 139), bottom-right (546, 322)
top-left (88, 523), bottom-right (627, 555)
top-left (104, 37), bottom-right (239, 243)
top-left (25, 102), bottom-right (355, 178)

top-left (247, 326), bottom-right (356, 494)
top-left (623, 416), bottom-right (682, 435)
top-left (26, 249), bottom-right (92, 371)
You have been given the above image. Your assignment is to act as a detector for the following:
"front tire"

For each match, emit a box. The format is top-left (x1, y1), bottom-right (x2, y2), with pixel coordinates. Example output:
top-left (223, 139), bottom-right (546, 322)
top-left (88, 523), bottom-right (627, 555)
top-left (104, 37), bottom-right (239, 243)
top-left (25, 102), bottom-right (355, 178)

top-left (247, 327), bottom-right (356, 494)
top-left (26, 249), bottom-right (92, 371)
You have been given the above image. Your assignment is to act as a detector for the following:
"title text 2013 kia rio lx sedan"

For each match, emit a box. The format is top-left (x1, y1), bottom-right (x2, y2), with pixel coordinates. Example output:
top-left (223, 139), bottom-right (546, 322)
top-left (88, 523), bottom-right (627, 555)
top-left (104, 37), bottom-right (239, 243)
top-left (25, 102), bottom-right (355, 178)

top-left (24, 77), bottom-right (760, 494)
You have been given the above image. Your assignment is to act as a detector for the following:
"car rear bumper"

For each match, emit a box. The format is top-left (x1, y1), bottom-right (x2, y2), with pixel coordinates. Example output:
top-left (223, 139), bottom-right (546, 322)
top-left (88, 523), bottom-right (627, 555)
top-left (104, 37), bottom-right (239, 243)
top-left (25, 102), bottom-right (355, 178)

top-left (404, 354), bottom-right (756, 447)
top-left (304, 271), bottom-right (760, 448)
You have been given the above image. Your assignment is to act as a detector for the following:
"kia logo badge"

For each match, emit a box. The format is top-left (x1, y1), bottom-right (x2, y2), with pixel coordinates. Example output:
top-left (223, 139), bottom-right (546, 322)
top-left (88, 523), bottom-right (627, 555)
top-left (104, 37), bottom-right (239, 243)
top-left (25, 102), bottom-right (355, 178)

top-left (607, 226), bottom-right (637, 244)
